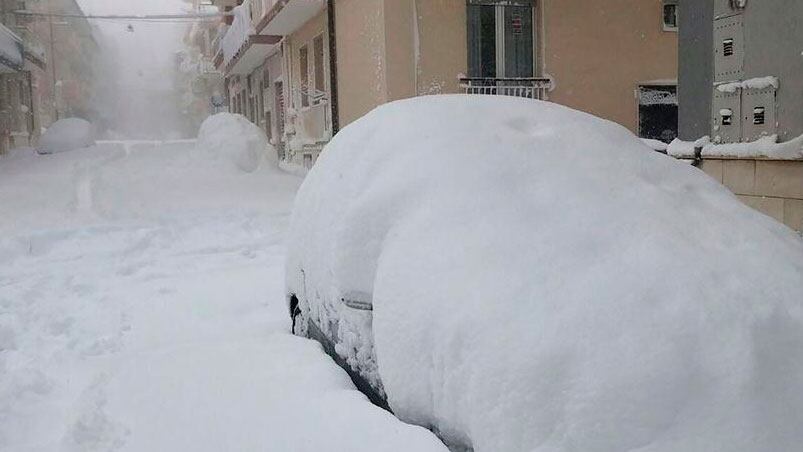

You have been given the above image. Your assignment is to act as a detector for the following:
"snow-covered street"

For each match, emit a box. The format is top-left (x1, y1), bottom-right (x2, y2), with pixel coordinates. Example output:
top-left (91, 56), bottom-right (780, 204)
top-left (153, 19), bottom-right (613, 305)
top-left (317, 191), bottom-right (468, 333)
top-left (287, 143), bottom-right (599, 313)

top-left (0, 142), bottom-right (447, 451)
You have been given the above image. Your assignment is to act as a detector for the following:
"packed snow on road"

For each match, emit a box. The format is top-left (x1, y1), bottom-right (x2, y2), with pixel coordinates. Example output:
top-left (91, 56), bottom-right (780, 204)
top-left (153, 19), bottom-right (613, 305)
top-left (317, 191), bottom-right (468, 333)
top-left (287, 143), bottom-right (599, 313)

top-left (0, 123), bottom-right (447, 451)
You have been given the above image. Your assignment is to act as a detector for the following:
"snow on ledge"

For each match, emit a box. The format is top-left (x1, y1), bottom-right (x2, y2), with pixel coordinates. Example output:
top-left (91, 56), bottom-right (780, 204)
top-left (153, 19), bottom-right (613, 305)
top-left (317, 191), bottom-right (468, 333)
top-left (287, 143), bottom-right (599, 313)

top-left (641, 138), bottom-right (668, 152)
top-left (716, 76), bottom-right (779, 93)
top-left (221, 0), bottom-right (254, 67)
top-left (667, 134), bottom-right (803, 160)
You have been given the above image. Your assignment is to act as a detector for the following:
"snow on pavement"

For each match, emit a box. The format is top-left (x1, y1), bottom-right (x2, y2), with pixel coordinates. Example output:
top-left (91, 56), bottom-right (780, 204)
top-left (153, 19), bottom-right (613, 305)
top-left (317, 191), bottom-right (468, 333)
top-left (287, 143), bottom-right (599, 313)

top-left (0, 142), bottom-right (447, 451)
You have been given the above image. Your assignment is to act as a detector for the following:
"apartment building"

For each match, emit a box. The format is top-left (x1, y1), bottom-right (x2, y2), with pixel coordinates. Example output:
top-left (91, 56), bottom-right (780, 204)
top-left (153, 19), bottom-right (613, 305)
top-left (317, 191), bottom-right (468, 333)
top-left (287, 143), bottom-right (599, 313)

top-left (0, 0), bottom-right (98, 154)
top-left (178, 0), bottom-right (227, 134)
top-left (0, 0), bottom-right (47, 153)
top-left (212, 0), bottom-right (330, 167)
top-left (214, 0), bottom-right (678, 168)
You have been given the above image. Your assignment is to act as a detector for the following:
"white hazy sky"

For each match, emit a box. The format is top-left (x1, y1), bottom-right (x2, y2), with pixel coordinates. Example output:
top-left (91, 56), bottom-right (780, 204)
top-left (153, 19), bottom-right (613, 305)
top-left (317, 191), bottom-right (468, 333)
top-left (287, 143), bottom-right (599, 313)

top-left (77, 0), bottom-right (189, 88)
top-left (75, 0), bottom-right (195, 137)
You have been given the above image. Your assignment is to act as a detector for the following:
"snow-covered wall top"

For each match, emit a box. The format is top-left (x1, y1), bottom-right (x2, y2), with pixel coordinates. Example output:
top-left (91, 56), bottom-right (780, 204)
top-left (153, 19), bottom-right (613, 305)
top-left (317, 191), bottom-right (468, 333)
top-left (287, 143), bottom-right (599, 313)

top-left (668, 134), bottom-right (803, 159)
top-left (221, 0), bottom-right (254, 67)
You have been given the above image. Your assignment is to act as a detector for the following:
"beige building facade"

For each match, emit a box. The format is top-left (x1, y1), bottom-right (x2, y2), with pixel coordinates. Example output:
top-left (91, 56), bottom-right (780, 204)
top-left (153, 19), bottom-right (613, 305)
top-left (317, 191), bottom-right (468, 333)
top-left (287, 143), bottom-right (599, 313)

top-left (334, 0), bottom-right (678, 138)
top-left (215, 0), bottom-right (679, 168)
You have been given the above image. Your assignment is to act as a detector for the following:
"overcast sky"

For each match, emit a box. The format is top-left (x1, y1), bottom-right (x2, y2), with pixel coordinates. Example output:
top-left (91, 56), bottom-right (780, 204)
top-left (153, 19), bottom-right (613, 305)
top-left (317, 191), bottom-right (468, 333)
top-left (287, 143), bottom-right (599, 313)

top-left (77, 0), bottom-right (189, 89)
top-left (74, 0), bottom-right (195, 138)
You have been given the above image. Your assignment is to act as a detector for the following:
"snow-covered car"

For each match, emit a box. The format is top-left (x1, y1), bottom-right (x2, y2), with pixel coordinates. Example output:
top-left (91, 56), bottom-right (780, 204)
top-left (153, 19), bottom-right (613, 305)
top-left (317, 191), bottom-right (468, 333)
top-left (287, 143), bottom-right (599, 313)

top-left (286, 95), bottom-right (803, 452)
top-left (37, 118), bottom-right (96, 154)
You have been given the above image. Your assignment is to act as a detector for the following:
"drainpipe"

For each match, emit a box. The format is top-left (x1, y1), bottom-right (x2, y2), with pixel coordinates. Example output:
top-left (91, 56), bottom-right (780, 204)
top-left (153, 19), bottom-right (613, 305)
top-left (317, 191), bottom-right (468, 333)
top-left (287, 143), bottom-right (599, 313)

top-left (327, 0), bottom-right (339, 134)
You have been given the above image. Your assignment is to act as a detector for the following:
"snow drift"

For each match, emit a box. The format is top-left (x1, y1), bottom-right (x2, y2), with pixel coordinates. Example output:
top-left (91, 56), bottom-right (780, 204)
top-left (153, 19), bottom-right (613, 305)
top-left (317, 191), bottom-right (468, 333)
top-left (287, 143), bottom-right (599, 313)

top-left (286, 95), bottom-right (803, 452)
top-left (37, 118), bottom-right (95, 154)
top-left (197, 113), bottom-right (276, 172)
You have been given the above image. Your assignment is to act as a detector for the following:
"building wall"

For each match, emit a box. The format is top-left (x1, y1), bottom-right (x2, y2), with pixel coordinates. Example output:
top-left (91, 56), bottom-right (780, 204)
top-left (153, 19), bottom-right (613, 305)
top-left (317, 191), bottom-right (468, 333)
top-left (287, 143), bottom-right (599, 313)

top-left (413, 0), bottom-right (466, 97)
top-left (741, 1), bottom-right (803, 142)
top-left (334, 0), bottom-right (387, 127)
top-left (700, 158), bottom-right (803, 232)
top-left (382, 0), bottom-right (416, 102)
top-left (678, 0), bottom-right (713, 140)
top-left (541, 0), bottom-right (678, 133)
top-left (335, 0), bottom-right (467, 128)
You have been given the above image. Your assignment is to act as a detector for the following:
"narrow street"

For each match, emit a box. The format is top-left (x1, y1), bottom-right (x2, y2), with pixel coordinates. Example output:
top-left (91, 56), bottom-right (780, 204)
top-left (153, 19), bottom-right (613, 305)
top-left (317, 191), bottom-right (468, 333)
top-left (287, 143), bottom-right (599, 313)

top-left (0, 141), bottom-right (447, 451)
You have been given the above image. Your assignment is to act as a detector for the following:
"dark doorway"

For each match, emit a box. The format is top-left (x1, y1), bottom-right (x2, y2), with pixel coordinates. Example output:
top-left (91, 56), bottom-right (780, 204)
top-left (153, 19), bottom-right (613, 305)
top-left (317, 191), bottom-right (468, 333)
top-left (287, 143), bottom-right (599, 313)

top-left (638, 85), bottom-right (679, 143)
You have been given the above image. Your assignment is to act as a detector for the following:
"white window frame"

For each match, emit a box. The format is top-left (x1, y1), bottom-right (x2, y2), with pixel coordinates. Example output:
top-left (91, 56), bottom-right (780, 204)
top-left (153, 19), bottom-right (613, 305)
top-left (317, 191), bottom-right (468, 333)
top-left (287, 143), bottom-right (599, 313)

top-left (297, 32), bottom-right (329, 112)
top-left (662, 0), bottom-right (678, 32)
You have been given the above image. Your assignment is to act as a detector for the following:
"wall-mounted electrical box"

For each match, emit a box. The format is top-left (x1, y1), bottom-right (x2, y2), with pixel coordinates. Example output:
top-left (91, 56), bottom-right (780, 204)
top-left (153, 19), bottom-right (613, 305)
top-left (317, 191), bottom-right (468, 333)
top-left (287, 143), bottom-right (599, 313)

top-left (741, 87), bottom-right (777, 141)
top-left (713, 15), bottom-right (744, 83)
top-left (711, 85), bottom-right (777, 143)
top-left (712, 89), bottom-right (742, 143)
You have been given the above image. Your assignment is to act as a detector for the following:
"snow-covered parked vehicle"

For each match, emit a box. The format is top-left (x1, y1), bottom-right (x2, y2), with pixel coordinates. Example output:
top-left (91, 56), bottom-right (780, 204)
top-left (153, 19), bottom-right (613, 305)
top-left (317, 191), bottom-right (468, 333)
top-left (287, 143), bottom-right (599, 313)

top-left (37, 118), bottom-right (96, 154)
top-left (286, 95), bottom-right (803, 452)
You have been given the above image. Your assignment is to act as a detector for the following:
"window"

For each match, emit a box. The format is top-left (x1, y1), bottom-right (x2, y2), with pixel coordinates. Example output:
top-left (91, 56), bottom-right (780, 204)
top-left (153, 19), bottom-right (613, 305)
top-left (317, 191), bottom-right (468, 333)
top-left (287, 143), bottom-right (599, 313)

top-left (274, 80), bottom-right (285, 137)
top-left (467, 0), bottom-right (534, 78)
top-left (313, 34), bottom-right (325, 104)
top-left (753, 107), bottom-right (765, 125)
top-left (662, 1), bottom-right (678, 31)
top-left (299, 45), bottom-right (309, 108)
top-left (723, 39), bottom-right (734, 57)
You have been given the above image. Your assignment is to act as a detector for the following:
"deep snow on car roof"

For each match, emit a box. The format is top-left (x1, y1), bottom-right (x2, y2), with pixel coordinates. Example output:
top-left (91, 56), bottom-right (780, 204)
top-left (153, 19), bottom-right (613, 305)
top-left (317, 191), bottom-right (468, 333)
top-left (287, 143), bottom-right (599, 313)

top-left (287, 95), bottom-right (803, 452)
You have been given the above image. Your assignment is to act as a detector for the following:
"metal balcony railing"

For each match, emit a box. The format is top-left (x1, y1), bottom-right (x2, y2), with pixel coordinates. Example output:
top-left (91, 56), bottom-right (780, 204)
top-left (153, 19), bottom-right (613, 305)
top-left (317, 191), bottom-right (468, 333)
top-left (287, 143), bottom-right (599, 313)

top-left (459, 77), bottom-right (552, 100)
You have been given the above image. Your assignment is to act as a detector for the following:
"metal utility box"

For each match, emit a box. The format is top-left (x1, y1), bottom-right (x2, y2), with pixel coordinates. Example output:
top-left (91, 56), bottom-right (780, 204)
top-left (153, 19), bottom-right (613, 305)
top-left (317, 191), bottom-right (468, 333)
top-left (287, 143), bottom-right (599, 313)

top-left (712, 89), bottom-right (742, 143)
top-left (741, 87), bottom-right (777, 141)
top-left (714, 0), bottom-right (745, 19)
top-left (713, 15), bottom-right (744, 83)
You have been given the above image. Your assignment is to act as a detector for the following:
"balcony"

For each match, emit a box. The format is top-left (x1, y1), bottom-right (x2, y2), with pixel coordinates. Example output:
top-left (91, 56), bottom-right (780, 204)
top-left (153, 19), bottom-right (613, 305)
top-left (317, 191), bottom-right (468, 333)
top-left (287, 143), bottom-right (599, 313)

top-left (459, 77), bottom-right (553, 100)
top-left (218, 0), bottom-right (325, 75)
top-left (258, 0), bottom-right (325, 36)
top-left (220, 0), bottom-right (282, 75)
top-left (18, 28), bottom-right (46, 69)
top-left (0, 23), bottom-right (23, 73)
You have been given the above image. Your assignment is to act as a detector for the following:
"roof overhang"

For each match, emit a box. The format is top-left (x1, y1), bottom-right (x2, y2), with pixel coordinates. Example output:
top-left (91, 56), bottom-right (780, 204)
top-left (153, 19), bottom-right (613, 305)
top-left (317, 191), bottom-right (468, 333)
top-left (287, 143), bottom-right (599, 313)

top-left (226, 34), bottom-right (281, 75)
top-left (258, 0), bottom-right (326, 36)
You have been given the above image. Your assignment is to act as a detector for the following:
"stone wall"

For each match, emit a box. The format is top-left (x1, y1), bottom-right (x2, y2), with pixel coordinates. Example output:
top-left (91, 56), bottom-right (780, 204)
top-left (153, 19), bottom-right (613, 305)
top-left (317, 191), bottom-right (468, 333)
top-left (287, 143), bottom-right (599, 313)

top-left (700, 158), bottom-right (803, 232)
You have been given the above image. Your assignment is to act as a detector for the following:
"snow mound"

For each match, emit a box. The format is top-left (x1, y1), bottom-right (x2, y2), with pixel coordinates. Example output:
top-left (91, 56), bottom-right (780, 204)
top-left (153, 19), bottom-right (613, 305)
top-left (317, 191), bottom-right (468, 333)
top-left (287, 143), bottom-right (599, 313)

top-left (37, 118), bottom-right (95, 154)
top-left (287, 95), bottom-right (803, 452)
top-left (197, 113), bottom-right (276, 173)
